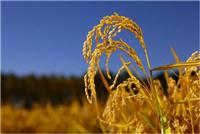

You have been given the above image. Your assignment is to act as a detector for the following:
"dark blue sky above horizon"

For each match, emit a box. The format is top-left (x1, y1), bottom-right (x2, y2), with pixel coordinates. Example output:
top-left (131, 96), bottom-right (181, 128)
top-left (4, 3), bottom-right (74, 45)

top-left (2, 1), bottom-right (199, 77)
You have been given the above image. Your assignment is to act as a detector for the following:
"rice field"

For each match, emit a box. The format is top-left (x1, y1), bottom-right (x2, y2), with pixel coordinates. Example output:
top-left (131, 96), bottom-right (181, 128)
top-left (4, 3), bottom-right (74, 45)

top-left (1, 13), bottom-right (199, 133)
top-left (1, 101), bottom-right (101, 133)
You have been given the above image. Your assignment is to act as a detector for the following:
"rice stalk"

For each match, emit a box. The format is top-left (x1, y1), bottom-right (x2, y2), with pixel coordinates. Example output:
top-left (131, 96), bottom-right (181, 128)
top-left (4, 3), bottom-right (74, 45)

top-left (83, 13), bottom-right (200, 133)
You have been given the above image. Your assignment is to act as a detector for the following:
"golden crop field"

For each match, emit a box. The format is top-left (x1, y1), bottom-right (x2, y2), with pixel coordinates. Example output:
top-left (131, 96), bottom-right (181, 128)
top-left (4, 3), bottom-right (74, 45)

top-left (1, 101), bottom-right (101, 133)
top-left (1, 12), bottom-right (199, 133)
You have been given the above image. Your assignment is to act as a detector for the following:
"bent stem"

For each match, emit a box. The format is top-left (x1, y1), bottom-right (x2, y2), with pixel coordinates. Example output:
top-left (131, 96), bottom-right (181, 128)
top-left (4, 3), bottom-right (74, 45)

top-left (97, 62), bottom-right (111, 93)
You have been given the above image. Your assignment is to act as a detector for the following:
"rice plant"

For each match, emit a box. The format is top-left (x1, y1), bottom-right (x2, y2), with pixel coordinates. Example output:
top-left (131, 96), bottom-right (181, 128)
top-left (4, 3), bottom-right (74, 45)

top-left (83, 13), bottom-right (200, 133)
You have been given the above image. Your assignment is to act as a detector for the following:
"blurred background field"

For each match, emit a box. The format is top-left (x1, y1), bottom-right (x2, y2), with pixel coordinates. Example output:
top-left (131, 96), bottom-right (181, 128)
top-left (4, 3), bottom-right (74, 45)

top-left (2, 101), bottom-right (100, 133)
top-left (1, 72), bottom-right (133, 132)
top-left (1, 73), bottom-right (107, 133)
top-left (1, 1), bottom-right (199, 133)
top-left (1, 72), bottom-right (176, 133)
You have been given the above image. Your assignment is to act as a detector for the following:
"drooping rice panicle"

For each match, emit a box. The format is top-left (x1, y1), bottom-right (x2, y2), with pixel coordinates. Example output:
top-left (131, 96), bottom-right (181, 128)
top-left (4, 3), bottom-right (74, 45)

top-left (84, 74), bottom-right (92, 104)
top-left (105, 52), bottom-right (112, 79)
top-left (83, 13), bottom-right (148, 64)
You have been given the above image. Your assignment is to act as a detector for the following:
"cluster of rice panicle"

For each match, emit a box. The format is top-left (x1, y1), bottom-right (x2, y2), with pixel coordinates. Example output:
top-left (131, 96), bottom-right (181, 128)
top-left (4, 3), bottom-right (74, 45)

top-left (102, 78), bottom-right (148, 133)
top-left (83, 13), bottom-right (200, 133)
top-left (147, 51), bottom-right (200, 133)
top-left (164, 51), bottom-right (200, 133)
top-left (83, 13), bottom-right (146, 104)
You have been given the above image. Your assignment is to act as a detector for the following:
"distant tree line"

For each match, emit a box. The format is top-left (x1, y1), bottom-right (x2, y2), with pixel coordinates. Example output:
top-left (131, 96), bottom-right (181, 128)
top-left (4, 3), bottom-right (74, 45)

top-left (1, 72), bottom-right (119, 108)
top-left (1, 71), bottom-right (176, 108)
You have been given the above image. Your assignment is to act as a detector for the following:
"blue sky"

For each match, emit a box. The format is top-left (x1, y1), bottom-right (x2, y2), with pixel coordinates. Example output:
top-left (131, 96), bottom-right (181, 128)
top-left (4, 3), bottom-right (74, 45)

top-left (1, 1), bottom-right (199, 76)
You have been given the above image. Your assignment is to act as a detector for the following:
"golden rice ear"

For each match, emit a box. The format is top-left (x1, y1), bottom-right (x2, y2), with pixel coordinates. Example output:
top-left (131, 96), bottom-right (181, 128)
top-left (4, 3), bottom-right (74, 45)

top-left (108, 26), bottom-right (117, 40)
top-left (83, 13), bottom-right (148, 88)
top-left (118, 39), bottom-right (145, 72)
top-left (105, 52), bottom-right (112, 80)
top-left (84, 74), bottom-right (92, 104)
top-left (186, 51), bottom-right (200, 62)
top-left (83, 13), bottom-right (148, 105)
top-left (83, 13), bottom-right (148, 64)
top-left (84, 49), bottom-right (102, 104)
top-left (185, 51), bottom-right (200, 76)
top-left (82, 41), bottom-right (88, 63)
top-left (83, 28), bottom-right (96, 63)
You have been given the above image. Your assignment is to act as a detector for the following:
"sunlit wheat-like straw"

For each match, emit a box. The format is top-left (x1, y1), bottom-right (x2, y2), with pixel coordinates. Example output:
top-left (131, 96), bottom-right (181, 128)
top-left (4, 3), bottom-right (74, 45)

top-left (83, 13), bottom-right (172, 133)
top-left (151, 51), bottom-right (200, 134)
